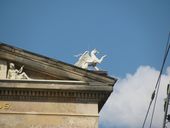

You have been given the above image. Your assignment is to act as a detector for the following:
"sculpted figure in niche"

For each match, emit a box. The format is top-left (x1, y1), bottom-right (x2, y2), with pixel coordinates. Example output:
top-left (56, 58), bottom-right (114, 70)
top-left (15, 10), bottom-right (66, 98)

top-left (7, 63), bottom-right (30, 80)
top-left (75, 49), bottom-right (106, 71)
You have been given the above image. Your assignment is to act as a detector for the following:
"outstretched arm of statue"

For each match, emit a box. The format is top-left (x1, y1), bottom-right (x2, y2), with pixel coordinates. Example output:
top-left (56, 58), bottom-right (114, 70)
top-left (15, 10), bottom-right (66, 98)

top-left (18, 65), bottom-right (24, 74)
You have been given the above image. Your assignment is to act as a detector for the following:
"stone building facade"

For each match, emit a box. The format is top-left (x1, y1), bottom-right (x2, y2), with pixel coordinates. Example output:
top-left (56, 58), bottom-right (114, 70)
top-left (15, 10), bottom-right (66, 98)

top-left (0, 43), bottom-right (117, 128)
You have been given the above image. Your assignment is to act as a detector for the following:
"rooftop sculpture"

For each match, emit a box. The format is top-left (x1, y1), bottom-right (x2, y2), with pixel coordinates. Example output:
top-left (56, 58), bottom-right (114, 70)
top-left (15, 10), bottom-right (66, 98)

top-left (74, 49), bottom-right (106, 71)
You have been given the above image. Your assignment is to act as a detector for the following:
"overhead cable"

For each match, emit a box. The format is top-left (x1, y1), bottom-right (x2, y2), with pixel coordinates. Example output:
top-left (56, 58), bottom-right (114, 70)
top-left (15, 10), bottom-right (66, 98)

top-left (142, 32), bottom-right (170, 128)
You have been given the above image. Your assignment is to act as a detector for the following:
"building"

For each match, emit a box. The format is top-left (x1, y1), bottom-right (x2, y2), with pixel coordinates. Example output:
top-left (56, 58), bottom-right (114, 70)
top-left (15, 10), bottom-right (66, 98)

top-left (0, 43), bottom-right (117, 128)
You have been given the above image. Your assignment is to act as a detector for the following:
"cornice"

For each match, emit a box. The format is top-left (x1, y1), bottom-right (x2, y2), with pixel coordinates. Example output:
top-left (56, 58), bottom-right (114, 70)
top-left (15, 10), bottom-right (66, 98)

top-left (0, 80), bottom-right (112, 111)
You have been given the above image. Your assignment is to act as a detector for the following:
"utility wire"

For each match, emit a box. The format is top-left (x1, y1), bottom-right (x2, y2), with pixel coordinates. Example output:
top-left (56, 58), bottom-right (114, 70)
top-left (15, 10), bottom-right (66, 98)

top-left (149, 76), bottom-right (161, 128)
top-left (142, 91), bottom-right (155, 128)
top-left (142, 32), bottom-right (170, 128)
top-left (149, 33), bottom-right (170, 128)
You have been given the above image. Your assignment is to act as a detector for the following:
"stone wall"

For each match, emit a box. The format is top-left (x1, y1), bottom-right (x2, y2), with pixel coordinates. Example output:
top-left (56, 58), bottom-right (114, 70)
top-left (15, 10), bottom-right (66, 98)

top-left (0, 101), bottom-right (98, 128)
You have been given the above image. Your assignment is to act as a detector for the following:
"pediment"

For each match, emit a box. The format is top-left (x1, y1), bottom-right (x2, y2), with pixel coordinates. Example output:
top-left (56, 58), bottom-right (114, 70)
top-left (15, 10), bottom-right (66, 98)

top-left (0, 43), bottom-right (116, 85)
top-left (0, 60), bottom-right (67, 80)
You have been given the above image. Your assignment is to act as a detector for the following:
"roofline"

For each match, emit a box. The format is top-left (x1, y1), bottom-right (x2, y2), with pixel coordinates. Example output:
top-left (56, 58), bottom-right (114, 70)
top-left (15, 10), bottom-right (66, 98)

top-left (0, 43), bottom-right (117, 85)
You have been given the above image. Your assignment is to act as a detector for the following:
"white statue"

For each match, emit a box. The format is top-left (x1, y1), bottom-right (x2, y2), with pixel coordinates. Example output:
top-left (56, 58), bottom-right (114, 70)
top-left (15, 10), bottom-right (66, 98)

top-left (74, 49), bottom-right (106, 70)
top-left (7, 63), bottom-right (30, 80)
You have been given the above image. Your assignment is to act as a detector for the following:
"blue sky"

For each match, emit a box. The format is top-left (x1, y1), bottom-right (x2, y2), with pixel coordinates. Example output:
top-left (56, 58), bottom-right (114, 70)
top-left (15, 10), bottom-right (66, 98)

top-left (0, 0), bottom-right (170, 128)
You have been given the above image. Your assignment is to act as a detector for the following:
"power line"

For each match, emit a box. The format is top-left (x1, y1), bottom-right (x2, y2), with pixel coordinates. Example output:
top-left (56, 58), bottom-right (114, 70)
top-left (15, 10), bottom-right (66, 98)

top-left (142, 32), bottom-right (170, 128)
top-left (142, 90), bottom-right (155, 128)
top-left (149, 33), bottom-right (170, 127)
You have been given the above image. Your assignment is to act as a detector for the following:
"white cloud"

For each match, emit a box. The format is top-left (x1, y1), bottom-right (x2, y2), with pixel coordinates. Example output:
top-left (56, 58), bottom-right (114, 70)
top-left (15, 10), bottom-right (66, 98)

top-left (99, 65), bottom-right (170, 128)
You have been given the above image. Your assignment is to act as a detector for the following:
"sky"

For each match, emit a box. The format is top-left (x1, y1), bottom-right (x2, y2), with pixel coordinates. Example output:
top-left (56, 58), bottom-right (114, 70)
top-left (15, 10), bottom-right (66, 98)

top-left (0, 0), bottom-right (170, 128)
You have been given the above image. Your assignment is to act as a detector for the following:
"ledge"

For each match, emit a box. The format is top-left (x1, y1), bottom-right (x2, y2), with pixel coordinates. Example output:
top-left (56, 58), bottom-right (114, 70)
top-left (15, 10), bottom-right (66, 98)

top-left (0, 112), bottom-right (99, 117)
top-left (0, 79), bottom-right (87, 84)
top-left (0, 79), bottom-right (112, 91)
top-left (0, 80), bottom-right (113, 111)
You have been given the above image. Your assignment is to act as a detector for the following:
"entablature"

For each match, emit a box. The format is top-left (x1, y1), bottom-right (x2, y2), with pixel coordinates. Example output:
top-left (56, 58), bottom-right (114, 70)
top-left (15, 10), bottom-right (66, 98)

top-left (0, 80), bottom-right (112, 111)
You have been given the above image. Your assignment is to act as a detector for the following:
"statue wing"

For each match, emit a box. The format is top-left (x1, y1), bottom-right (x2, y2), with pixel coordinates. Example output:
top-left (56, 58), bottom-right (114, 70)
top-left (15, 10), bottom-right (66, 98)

top-left (75, 51), bottom-right (90, 67)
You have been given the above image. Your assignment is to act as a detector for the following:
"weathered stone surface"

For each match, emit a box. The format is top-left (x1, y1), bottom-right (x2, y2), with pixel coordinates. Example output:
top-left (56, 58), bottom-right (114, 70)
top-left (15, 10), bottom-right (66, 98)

top-left (0, 60), bottom-right (7, 79)
top-left (0, 79), bottom-right (105, 128)
top-left (0, 115), bottom-right (98, 128)
top-left (0, 101), bottom-right (98, 114)
top-left (0, 101), bottom-right (98, 128)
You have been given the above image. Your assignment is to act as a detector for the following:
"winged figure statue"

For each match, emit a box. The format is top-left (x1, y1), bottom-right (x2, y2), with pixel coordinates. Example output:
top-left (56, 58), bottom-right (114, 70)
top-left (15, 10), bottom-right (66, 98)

top-left (74, 49), bottom-right (106, 70)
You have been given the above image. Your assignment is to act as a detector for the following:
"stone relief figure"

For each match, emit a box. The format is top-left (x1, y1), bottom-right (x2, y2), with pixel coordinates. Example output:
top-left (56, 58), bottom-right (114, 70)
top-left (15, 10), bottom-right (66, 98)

top-left (74, 49), bottom-right (106, 71)
top-left (7, 63), bottom-right (30, 80)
